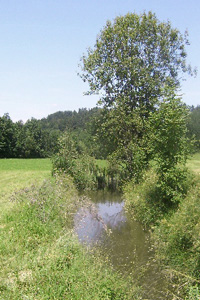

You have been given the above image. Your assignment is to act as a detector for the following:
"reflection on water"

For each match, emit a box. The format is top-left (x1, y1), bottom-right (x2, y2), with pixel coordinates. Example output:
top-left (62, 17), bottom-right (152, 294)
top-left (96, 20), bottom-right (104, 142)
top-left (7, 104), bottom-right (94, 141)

top-left (74, 191), bottom-right (172, 299)
top-left (74, 200), bottom-right (125, 244)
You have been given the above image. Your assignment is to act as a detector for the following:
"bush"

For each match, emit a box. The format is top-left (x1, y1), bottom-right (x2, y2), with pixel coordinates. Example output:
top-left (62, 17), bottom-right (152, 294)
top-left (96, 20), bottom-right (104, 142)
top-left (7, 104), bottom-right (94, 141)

top-left (52, 131), bottom-right (98, 190)
top-left (155, 165), bottom-right (192, 206)
top-left (124, 170), bottom-right (168, 227)
top-left (124, 168), bottom-right (193, 227)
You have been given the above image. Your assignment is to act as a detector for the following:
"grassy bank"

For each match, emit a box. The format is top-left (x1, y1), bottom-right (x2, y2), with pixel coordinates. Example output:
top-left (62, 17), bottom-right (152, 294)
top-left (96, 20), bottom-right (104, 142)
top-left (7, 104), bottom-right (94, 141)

top-left (124, 155), bottom-right (200, 299)
top-left (0, 159), bottom-right (140, 299)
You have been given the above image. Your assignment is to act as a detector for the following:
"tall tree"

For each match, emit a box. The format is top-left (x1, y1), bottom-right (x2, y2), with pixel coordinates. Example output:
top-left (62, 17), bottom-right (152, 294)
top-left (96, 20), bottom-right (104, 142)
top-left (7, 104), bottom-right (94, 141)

top-left (79, 11), bottom-right (195, 180)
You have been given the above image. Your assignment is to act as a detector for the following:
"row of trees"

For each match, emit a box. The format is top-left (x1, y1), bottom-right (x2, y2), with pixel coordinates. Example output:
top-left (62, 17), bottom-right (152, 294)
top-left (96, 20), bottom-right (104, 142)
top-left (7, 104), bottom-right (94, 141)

top-left (0, 114), bottom-right (60, 158)
top-left (0, 108), bottom-right (103, 158)
top-left (1, 103), bottom-right (200, 160)
top-left (1, 102), bottom-right (199, 160)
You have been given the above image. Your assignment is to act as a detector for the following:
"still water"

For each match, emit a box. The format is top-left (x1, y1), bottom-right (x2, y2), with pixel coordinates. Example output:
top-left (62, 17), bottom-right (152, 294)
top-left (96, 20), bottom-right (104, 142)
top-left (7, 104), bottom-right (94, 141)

top-left (74, 191), bottom-right (172, 299)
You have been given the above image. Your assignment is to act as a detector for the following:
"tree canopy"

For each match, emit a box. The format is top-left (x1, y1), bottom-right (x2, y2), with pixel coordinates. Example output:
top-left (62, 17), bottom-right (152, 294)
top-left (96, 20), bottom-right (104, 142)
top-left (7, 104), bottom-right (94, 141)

top-left (80, 11), bottom-right (194, 112)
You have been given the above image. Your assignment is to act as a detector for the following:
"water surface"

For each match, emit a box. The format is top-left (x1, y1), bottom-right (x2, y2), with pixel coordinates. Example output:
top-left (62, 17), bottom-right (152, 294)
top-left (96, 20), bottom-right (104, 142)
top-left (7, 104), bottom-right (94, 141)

top-left (74, 191), bottom-right (172, 299)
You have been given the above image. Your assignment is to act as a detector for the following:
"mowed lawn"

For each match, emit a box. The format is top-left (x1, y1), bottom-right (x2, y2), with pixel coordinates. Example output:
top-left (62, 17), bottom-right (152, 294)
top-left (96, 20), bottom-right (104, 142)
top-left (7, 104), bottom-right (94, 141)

top-left (0, 158), bottom-right (52, 211)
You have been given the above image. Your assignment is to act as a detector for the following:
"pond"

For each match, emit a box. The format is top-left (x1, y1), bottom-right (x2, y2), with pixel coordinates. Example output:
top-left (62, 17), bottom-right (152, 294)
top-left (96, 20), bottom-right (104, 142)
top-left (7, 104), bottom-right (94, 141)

top-left (74, 191), bottom-right (172, 299)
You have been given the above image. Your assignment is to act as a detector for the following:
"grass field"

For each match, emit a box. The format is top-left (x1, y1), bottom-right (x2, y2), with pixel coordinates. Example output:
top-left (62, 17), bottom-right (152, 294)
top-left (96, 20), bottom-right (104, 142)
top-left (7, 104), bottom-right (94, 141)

top-left (187, 152), bottom-right (200, 174)
top-left (0, 159), bottom-right (52, 211)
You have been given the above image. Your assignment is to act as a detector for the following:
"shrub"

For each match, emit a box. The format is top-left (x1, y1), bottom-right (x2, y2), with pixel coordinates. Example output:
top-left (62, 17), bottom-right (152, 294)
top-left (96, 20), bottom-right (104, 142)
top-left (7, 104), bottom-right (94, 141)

top-left (124, 170), bottom-right (168, 227)
top-left (52, 131), bottom-right (98, 190)
top-left (155, 165), bottom-right (192, 206)
top-left (124, 168), bottom-right (194, 227)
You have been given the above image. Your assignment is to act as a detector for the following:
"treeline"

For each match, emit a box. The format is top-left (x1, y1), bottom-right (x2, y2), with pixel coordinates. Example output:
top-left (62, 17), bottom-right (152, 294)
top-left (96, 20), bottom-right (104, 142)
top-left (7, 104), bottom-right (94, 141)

top-left (0, 108), bottom-right (102, 158)
top-left (0, 105), bottom-right (200, 159)
top-left (187, 105), bottom-right (200, 149)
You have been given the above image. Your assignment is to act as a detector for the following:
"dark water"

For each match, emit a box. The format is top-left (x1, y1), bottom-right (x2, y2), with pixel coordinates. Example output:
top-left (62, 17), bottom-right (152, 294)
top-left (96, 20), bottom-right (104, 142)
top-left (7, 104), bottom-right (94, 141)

top-left (74, 191), bottom-right (172, 299)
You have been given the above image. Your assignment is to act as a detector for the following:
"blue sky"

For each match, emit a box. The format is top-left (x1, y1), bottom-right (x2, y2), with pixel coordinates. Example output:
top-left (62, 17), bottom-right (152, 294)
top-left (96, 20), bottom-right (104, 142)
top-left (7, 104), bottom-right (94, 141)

top-left (0, 0), bottom-right (199, 121)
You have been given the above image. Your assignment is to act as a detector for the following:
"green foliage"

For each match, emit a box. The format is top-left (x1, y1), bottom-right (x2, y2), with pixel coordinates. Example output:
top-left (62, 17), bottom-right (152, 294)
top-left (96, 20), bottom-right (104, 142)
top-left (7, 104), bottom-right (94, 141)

top-left (52, 131), bottom-right (98, 190)
top-left (0, 113), bottom-right (17, 158)
top-left (39, 107), bottom-right (99, 132)
top-left (150, 176), bottom-right (200, 297)
top-left (0, 108), bottom-right (105, 159)
top-left (153, 177), bottom-right (200, 277)
top-left (150, 97), bottom-right (190, 169)
top-left (124, 166), bottom-right (193, 227)
top-left (124, 170), bottom-right (168, 227)
top-left (124, 169), bottom-right (200, 298)
top-left (94, 106), bottom-right (151, 183)
top-left (0, 114), bottom-right (60, 158)
top-left (80, 12), bottom-right (194, 106)
top-left (80, 11), bottom-right (194, 182)
top-left (16, 118), bottom-right (46, 158)
top-left (187, 105), bottom-right (200, 150)
top-left (150, 96), bottom-right (192, 205)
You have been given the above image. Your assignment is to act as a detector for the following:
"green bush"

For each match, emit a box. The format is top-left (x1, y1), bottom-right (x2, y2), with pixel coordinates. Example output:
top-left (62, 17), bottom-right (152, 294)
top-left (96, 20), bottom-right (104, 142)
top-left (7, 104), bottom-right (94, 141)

top-left (155, 165), bottom-right (192, 206)
top-left (124, 168), bottom-right (193, 227)
top-left (124, 170), bottom-right (200, 298)
top-left (124, 170), bottom-right (168, 227)
top-left (52, 131), bottom-right (98, 190)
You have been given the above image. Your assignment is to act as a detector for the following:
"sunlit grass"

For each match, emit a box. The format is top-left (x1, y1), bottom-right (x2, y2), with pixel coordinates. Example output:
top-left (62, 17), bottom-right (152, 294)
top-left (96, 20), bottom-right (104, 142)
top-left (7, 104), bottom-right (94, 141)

top-left (0, 158), bottom-right (51, 171)
top-left (187, 152), bottom-right (200, 174)
top-left (0, 159), bottom-right (52, 212)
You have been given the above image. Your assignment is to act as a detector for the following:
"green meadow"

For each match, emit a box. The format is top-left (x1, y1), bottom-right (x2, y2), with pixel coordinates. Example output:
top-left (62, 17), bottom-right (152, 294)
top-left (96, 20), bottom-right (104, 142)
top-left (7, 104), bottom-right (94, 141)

top-left (187, 152), bottom-right (200, 174)
top-left (0, 159), bottom-right (51, 212)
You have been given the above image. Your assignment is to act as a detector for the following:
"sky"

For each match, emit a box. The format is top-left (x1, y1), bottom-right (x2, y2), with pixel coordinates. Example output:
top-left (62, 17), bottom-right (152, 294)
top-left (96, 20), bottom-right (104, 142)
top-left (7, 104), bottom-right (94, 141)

top-left (0, 0), bottom-right (200, 122)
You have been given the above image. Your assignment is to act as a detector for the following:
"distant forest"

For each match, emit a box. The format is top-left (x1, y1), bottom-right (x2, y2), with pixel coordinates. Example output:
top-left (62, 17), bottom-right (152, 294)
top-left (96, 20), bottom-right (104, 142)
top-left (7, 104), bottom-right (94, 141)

top-left (0, 105), bottom-right (200, 159)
